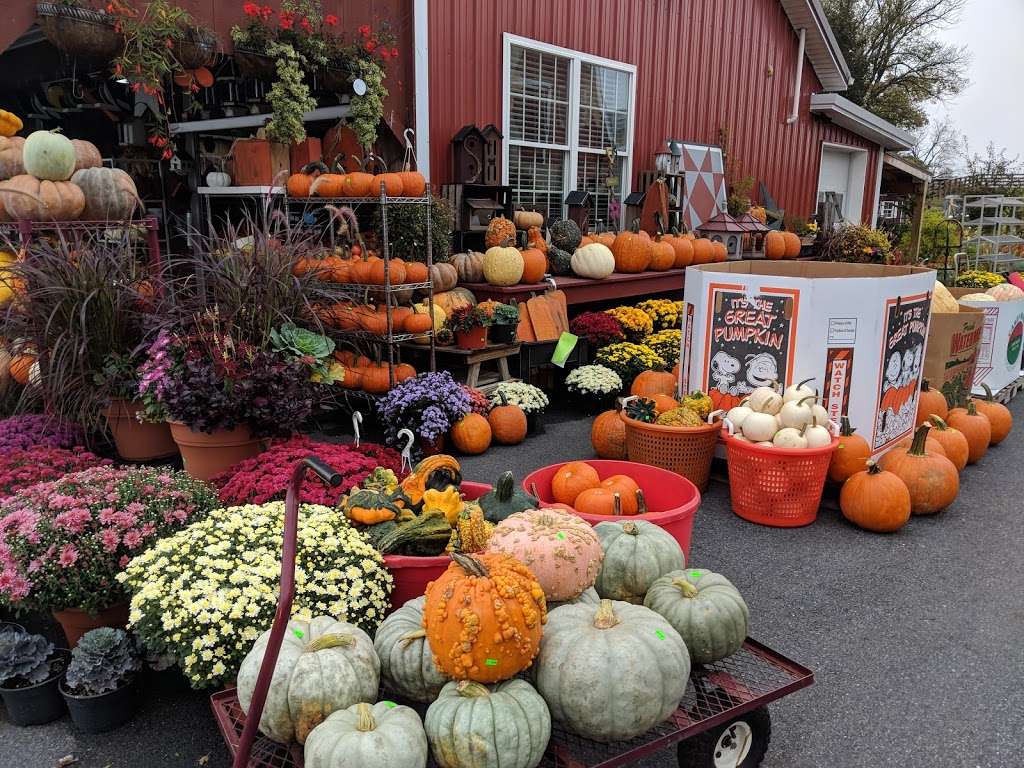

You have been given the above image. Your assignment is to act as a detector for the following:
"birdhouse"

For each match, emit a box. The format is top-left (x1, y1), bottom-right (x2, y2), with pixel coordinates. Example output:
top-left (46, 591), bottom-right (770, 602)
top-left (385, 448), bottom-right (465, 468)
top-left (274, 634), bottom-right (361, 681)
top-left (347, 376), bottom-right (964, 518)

top-left (565, 190), bottom-right (591, 233)
top-left (736, 212), bottom-right (770, 257)
top-left (480, 124), bottom-right (503, 186)
top-left (623, 190), bottom-right (646, 228)
top-left (698, 212), bottom-right (749, 261)
top-left (452, 125), bottom-right (486, 184)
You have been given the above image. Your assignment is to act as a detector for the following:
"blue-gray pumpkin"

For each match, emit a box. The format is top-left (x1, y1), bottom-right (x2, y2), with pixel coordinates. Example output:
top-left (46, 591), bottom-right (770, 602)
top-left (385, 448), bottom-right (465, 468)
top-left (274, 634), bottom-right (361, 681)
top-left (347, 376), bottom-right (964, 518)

top-left (594, 519), bottom-right (685, 603)
top-left (304, 701), bottom-right (428, 768)
top-left (372, 596), bottom-right (447, 703)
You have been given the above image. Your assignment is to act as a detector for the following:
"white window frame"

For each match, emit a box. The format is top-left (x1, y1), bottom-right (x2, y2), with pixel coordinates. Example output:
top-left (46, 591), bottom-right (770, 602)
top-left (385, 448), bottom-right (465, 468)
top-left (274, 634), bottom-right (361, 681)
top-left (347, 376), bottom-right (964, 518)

top-left (816, 142), bottom-right (870, 225)
top-left (502, 33), bottom-right (636, 224)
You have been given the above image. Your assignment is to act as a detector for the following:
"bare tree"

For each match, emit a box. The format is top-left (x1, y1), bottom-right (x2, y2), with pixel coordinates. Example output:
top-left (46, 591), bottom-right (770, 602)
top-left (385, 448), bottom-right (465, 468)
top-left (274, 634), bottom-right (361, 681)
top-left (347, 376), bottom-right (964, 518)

top-left (912, 115), bottom-right (962, 175)
top-left (961, 141), bottom-right (1023, 177)
top-left (823, 0), bottom-right (971, 129)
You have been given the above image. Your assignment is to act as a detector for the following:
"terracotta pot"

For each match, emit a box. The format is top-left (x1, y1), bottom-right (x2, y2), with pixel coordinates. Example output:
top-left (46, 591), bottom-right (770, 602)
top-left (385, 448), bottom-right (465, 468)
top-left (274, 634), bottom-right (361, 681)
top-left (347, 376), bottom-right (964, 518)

top-left (455, 327), bottom-right (487, 350)
top-left (418, 434), bottom-right (446, 456)
top-left (169, 422), bottom-right (262, 481)
top-left (103, 400), bottom-right (178, 461)
top-left (53, 602), bottom-right (129, 648)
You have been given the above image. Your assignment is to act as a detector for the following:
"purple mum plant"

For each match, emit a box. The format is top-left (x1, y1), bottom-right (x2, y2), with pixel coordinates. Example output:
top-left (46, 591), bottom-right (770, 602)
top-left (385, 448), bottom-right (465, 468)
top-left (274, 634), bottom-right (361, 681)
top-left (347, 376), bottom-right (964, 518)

top-left (375, 371), bottom-right (471, 447)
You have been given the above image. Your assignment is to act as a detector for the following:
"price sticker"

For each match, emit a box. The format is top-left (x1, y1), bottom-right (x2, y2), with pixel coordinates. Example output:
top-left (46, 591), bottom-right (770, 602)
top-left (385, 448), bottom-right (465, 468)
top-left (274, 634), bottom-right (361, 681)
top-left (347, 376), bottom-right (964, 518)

top-left (293, 629), bottom-right (305, 639)
top-left (689, 570), bottom-right (702, 580)
top-left (556, 532), bottom-right (566, 540)
top-left (485, 658), bottom-right (498, 667)
top-left (655, 629), bottom-right (666, 641)
top-left (382, 700), bottom-right (397, 709)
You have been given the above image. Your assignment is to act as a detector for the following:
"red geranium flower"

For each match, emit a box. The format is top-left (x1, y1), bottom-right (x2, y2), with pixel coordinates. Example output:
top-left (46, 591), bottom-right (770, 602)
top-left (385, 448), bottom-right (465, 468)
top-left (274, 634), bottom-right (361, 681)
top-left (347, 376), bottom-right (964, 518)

top-left (260, 5), bottom-right (272, 19)
top-left (242, 1), bottom-right (260, 17)
top-left (380, 48), bottom-right (390, 60)
top-left (300, 16), bottom-right (312, 31)
top-left (359, 24), bottom-right (371, 37)
top-left (391, 47), bottom-right (399, 58)
top-left (324, 14), bottom-right (338, 26)
top-left (365, 40), bottom-right (376, 52)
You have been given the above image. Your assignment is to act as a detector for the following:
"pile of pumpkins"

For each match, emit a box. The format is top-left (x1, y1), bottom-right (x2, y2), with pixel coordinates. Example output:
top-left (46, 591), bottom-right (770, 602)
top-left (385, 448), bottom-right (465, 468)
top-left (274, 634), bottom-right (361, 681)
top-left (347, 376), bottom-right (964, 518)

top-left (954, 282), bottom-right (1024, 304)
top-left (449, 394), bottom-right (529, 454)
top-left (763, 230), bottom-right (803, 260)
top-left (723, 378), bottom-right (836, 449)
top-left (830, 381), bottom-right (1012, 534)
top-left (285, 158), bottom-right (427, 199)
top-left (460, 213), bottom-right (726, 287)
top-left (236, 466), bottom-right (750, 768)
top-left (0, 116), bottom-right (140, 222)
top-left (330, 350), bottom-right (418, 395)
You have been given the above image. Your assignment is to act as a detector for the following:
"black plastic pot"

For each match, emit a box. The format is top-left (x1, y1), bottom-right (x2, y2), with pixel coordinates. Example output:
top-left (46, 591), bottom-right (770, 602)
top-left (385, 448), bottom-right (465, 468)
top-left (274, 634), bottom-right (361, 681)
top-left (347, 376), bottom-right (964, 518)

top-left (568, 389), bottom-right (618, 415)
top-left (0, 650), bottom-right (69, 726)
top-left (61, 675), bottom-right (139, 734)
top-left (490, 322), bottom-right (518, 344)
top-left (0, 621), bottom-right (25, 634)
top-left (526, 411), bottom-right (545, 435)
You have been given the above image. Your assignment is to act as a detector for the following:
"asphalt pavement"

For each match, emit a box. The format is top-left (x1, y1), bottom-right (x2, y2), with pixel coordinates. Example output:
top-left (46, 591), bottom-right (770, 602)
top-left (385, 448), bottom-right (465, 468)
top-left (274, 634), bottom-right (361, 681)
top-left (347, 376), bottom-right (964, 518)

top-left (3, 397), bottom-right (1023, 768)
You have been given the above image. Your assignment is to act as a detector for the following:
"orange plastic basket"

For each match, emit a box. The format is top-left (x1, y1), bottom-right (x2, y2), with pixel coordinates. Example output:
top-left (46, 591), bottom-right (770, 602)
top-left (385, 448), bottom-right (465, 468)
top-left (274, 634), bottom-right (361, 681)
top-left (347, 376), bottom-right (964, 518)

top-left (620, 412), bottom-right (722, 492)
top-left (722, 431), bottom-right (838, 527)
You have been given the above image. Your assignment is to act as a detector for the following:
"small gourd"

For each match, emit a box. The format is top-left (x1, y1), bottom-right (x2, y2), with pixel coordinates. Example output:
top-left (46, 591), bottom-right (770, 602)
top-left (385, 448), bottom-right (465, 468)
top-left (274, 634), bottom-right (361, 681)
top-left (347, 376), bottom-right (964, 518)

top-left (304, 702), bottom-right (428, 768)
top-left (803, 418), bottom-right (833, 449)
top-left (739, 411), bottom-right (779, 443)
top-left (372, 596), bottom-right (447, 703)
top-left (477, 471), bottom-right (538, 523)
top-left (772, 426), bottom-right (807, 449)
top-left (593, 519), bottom-right (685, 603)
top-left (725, 399), bottom-right (752, 429)
top-left (747, 384), bottom-right (782, 415)
top-left (782, 377), bottom-right (816, 403)
top-left (778, 395), bottom-right (816, 430)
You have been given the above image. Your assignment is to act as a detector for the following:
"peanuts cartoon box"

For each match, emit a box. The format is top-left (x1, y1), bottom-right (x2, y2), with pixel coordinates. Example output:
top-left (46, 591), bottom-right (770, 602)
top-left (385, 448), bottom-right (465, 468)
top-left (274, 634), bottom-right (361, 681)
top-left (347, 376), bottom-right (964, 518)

top-left (682, 262), bottom-right (937, 455)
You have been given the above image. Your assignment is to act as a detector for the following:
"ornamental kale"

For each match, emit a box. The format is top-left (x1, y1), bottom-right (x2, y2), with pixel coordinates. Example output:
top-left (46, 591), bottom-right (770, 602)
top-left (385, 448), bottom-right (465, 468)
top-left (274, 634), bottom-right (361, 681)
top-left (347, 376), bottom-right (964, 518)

top-left (0, 628), bottom-right (55, 687)
top-left (65, 628), bottom-right (140, 696)
top-left (375, 371), bottom-right (470, 446)
top-left (270, 323), bottom-right (335, 381)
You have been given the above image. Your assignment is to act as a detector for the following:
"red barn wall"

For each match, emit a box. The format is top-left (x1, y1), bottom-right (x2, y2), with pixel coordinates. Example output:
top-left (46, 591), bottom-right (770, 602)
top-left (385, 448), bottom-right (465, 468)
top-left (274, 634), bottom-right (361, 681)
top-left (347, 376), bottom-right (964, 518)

top-left (427, 0), bottom-right (879, 222)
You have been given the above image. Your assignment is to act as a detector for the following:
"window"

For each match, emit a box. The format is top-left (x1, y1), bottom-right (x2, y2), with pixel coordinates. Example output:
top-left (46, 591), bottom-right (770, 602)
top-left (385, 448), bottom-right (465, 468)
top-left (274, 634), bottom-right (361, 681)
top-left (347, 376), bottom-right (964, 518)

top-left (504, 35), bottom-right (635, 225)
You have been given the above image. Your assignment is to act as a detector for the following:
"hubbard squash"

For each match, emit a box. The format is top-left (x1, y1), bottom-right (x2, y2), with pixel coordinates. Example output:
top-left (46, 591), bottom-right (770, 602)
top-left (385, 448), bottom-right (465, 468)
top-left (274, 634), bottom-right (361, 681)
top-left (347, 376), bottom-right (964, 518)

top-left (547, 245), bottom-right (573, 276)
top-left (477, 471), bottom-right (538, 523)
top-left (549, 219), bottom-right (583, 251)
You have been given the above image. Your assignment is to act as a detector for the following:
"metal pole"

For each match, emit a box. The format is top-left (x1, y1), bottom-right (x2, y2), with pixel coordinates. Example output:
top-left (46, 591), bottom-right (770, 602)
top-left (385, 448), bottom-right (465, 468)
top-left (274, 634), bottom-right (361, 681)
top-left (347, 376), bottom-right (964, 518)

top-left (425, 190), bottom-right (435, 372)
top-left (381, 180), bottom-right (395, 388)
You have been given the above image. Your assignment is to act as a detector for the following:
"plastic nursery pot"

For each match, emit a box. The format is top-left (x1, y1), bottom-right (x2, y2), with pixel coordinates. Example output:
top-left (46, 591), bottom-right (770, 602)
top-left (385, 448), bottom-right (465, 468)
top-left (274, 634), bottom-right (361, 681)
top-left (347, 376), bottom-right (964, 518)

top-left (522, 459), bottom-right (701, 559)
top-left (489, 322), bottom-right (518, 345)
top-left (568, 389), bottom-right (618, 416)
top-left (382, 480), bottom-right (491, 613)
top-left (526, 411), bottom-right (545, 435)
top-left (0, 620), bottom-right (26, 634)
top-left (52, 601), bottom-right (129, 649)
top-left (103, 399), bottom-right (179, 461)
top-left (61, 675), bottom-right (140, 734)
top-left (0, 649), bottom-right (70, 726)
top-left (455, 326), bottom-right (488, 350)
top-left (168, 422), bottom-right (263, 481)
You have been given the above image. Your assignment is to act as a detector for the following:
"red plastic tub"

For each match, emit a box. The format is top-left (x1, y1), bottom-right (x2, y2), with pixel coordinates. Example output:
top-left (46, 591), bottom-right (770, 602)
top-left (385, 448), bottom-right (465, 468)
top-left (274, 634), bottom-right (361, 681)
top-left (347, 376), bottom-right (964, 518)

top-left (521, 460), bottom-right (700, 558)
top-left (382, 480), bottom-right (491, 613)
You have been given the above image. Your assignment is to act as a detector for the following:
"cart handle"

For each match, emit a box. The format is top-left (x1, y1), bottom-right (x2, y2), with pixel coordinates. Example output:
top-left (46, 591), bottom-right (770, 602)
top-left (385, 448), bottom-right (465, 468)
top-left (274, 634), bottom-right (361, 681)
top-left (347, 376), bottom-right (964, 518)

top-left (233, 457), bottom-right (343, 768)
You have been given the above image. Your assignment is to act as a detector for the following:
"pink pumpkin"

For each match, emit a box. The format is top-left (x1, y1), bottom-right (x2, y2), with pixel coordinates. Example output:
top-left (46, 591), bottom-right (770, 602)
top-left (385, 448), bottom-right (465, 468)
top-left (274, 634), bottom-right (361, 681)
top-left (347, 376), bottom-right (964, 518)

top-left (485, 508), bottom-right (604, 602)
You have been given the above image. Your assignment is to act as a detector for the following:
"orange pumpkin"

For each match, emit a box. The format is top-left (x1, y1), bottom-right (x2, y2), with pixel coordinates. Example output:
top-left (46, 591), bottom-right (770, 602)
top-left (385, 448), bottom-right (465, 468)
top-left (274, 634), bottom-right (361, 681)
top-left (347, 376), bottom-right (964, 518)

top-left (782, 231), bottom-right (802, 258)
top-left (880, 424), bottom-right (959, 515)
top-left (880, 432), bottom-right (947, 467)
top-left (651, 394), bottom-right (679, 414)
top-left (915, 379), bottom-right (949, 426)
top-left (600, 475), bottom-right (641, 515)
top-left (946, 400), bottom-right (990, 464)
top-left (451, 412), bottom-right (492, 455)
top-left (648, 232), bottom-right (675, 271)
top-left (341, 171), bottom-right (374, 197)
top-left (310, 173), bottom-right (346, 197)
top-left (574, 486), bottom-right (626, 516)
top-left (286, 161), bottom-right (327, 197)
top-left (397, 170), bottom-right (426, 197)
top-left (393, 362), bottom-right (417, 382)
top-left (367, 257), bottom-right (407, 286)
top-left (828, 416), bottom-right (872, 484)
top-left (361, 361), bottom-right (392, 394)
top-left (668, 229), bottom-right (694, 268)
top-left (519, 247), bottom-right (547, 284)
top-left (711, 241), bottom-right (728, 262)
top-left (630, 370), bottom-right (676, 398)
top-left (403, 307), bottom-right (435, 334)
top-left (591, 409), bottom-right (626, 459)
top-left (9, 353), bottom-right (35, 385)
top-left (359, 309), bottom-right (389, 336)
top-left (927, 415), bottom-right (969, 471)
top-left (404, 260), bottom-right (429, 283)
top-left (764, 230), bottom-right (786, 260)
top-left (690, 238), bottom-right (714, 265)
top-left (611, 219), bottom-right (651, 273)
top-left (972, 384), bottom-right (1012, 445)
top-left (839, 460), bottom-right (911, 533)
top-left (423, 552), bottom-right (546, 683)
top-left (551, 461), bottom-right (601, 505)
top-left (488, 393), bottom-right (527, 445)
top-left (390, 306), bottom-right (413, 329)
top-left (372, 172), bottom-right (404, 198)
top-left (433, 288), bottom-right (476, 317)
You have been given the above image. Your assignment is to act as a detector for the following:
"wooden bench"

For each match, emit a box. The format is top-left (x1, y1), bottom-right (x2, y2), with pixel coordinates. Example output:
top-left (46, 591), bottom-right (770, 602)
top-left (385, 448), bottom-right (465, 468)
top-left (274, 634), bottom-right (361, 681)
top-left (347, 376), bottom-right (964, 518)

top-left (402, 343), bottom-right (521, 389)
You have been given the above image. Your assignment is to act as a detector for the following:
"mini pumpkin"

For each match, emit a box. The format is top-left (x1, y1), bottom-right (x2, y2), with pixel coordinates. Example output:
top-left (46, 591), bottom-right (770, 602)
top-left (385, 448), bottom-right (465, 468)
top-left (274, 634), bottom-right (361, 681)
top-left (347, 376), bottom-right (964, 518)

top-left (927, 415), bottom-right (969, 471)
top-left (972, 384), bottom-right (1012, 445)
top-left (839, 460), bottom-right (911, 533)
top-left (915, 379), bottom-right (949, 425)
top-left (828, 416), bottom-right (872, 484)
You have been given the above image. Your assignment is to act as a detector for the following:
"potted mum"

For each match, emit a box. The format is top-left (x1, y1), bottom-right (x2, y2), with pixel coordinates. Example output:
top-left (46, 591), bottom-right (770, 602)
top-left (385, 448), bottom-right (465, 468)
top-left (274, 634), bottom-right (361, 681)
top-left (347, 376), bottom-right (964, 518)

top-left (60, 628), bottom-right (141, 733)
top-left (448, 305), bottom-right (490, 350)
top-left (565, 364), bottom-right (623, 414)
top-left (0, 628), bottom-right (69, 726)
top-left (97, 352), bottom-right (178, 461)
top-left (489, 382), bottom-right (549, 434)
top-left (489, 302), bottom-right (520, 344)
top-left (375, 371), bottom-right (471, 455)
top-left (0, 466), bottom-right (218, 646)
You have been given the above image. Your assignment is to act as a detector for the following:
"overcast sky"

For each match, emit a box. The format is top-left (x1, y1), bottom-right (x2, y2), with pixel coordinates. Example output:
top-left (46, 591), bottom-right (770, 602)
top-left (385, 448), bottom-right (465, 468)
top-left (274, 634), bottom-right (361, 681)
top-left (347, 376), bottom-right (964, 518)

top-left (930, 0), bottom-right (1024, 167)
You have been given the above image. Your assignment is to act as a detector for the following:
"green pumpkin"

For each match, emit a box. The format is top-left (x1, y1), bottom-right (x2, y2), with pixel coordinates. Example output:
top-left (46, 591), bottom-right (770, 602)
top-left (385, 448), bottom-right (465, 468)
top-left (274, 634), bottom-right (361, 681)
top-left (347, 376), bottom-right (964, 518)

top-left (643, 568), bottom-right (749, 664)
top-left (549, 219), bottom-right (582, 251)
top-left (594, 520), bottom-right (685, 603)
top-left (547, 245), bottom-right (574, 276)
top-left (478, 471), bottom-right (538, 523)
top-left (425, 679), bottom-right (551, 768)
top-left (372, 596), bottom-right (448, 702)
top-left (533, 599), bottom-right (690, 742)
top-left (22, 129), bottom-right (76, 181)
top-left (237, 616), bottom-right (379, 744)
top-left (304, 701), bottom-right (428, 768)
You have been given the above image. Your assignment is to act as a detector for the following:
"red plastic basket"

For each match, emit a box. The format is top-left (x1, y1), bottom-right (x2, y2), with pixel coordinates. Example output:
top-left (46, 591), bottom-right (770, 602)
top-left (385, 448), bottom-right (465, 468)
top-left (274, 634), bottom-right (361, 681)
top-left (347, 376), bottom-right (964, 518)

top-left (722, 432), bottom-right (838, 527)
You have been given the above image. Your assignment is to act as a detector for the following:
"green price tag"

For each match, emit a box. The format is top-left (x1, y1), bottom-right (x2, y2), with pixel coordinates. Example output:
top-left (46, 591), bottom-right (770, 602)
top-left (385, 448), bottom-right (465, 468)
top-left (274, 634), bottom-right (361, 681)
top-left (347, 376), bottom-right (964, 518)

top-left (293, 629), bottom-right (305, 639)
top-left (689, 570), bottom-right (702, 580)
top-left (382, 700), bottom-right (397, 709)
top-left (556, 532), bottom-right (566, 540)
top-left (655, 629), bottom-right (666, 641)
top-left (485, 658), bottom-right (498, 666)
top-left (550, 332), bottom-right (579, 368)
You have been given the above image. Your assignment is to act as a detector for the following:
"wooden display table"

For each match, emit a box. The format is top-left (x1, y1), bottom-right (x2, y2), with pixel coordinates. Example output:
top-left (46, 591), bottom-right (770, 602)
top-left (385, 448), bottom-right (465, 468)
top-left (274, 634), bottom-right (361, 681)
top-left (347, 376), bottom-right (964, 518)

top-left (461, 268), bottom-right (686, 306)
top-left (402, 342), bottom-right (520, 388)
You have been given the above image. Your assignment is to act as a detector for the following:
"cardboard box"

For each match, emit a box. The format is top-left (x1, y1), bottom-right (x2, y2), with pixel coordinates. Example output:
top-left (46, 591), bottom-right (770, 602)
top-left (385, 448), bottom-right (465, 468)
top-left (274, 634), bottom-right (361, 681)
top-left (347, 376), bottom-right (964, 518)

top-left (229, 139), bottom-right (290, 186)
top-left (682, 261), bottom-right (935, 456)
top-left (951, 288), bottom-right (1024, 395)
top-left (922, 303), bottom-right (984, 404)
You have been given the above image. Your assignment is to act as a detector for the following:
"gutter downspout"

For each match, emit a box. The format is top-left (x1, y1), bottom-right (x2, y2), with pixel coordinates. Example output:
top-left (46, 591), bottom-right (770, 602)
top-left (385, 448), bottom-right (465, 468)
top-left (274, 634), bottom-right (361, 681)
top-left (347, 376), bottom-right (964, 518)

top-left (786, 28), bottom-right (806, 124)
top-left (413, 0), bottom-right (430, 180)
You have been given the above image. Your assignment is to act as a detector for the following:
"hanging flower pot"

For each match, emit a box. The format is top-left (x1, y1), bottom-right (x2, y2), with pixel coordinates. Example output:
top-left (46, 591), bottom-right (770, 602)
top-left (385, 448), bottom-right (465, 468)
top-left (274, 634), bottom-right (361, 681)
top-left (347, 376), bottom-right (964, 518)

top-left (174, 27), bottom-right (219, 70)
top-left (232, 46), bottom-right (277, 79)
top-left (51, 602), bottom-right (130, 649)
top-left (315, 64), bottom-right (357, 94)
top-left (0, 649), bottom-right (69, 726)
top-left (455, 326), bottom-right (487, 350)
top-left (35, 3), bottom-right (123, 61)
top-left (102, 399), bottom-right (178, 461)
top-left (168, 422), bottom-right (262, 481)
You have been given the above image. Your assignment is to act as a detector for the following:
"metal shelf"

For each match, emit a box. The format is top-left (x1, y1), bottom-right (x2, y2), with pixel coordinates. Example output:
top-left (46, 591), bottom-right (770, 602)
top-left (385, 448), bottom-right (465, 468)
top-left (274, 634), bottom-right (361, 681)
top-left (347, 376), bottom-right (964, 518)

top-left (965, 234), bottom-right (1024, 245)
top-left (965, 196), bottom-right (1024, 208)
top-left (169, 105), bottom-right (349, 135)
top-left (286, 195), bottom-right (431, 206)
top-left (324, 328), bottom-right (433, 344)
top-left (197, 186), bottom-right (284, 196)
top-left (316, 280), bottom-right (433, 292)
top-left (963, 216), bottom-right (1024, 226)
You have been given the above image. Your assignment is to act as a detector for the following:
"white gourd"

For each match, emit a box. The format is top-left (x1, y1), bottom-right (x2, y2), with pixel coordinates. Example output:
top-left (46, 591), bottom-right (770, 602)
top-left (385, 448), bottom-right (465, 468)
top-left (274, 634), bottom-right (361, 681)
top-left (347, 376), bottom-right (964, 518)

top-left (782, 377), bottom-right (816, 404)
top-left (570, 243), bottom-right (615, 279)
top-left (732, 434), bottom-right (750, 442)
top-left (740, 411), bottom-right (778, 442)
top-left (778, 395), bottom-right (816, 430)
top-left (756, 441), bottom-right (774, 447)
top-left (773, 427), bottom-right (807, 449)
top-left (810, 399), bottom-right (830, 427)
top-left (747, 385), bottom-right (782, 415)
top-left (803, 420), bottom-right (833, 448)
top-left (725, 400), bottom-right (752, 429)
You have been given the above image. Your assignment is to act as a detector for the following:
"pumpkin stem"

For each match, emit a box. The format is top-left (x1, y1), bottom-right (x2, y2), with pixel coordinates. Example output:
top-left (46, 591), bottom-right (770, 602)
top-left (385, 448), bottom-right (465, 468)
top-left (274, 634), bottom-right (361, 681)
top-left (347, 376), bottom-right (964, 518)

top-left (797, 395), bottom-right (816, 407)
top-left (306, 633), bottom-right (355, 652)
top-left (398, 629), bottom-right (427, 647)
top-left (921, 378), bottom-right (932, 392)
top-left (621, 519), bottom-right (637, 534)
top-left (456, 680), bottom-right (491, 698)
top-left (635, 488), bottom-right (647, 515)
top-left (865, 459), bottom-right (881, 475)
top-left (629, 217), bottom-right (641, 234)
top-left (355, 702), bottom-right (376, 731)
top-left (613, 493), bottom-right (622, 516)
top-left (452, 552), bottom-right (490, 578)
top-left (967, 400), bottom-right (979, 416)
top-left (672, 578), bottom-right (700, 598)
top-left (839, 415), bottom-right (855, 436)
top-left (530, 481), bottom-right (541, 499)
top-left (929, 415), bottom-right (950, 431)
top-left (593, 599), bottom-right (621, 629)
top-left (907, 424), bottom-right (932, 456)
top-left (981, 383), bottom-right (994, 402)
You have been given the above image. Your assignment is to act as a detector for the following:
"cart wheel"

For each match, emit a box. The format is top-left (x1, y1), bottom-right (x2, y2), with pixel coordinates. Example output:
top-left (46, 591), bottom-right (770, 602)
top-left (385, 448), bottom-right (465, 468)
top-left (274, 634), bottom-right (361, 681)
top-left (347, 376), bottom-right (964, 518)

top-left (676, 706), bottom-right (771, 768)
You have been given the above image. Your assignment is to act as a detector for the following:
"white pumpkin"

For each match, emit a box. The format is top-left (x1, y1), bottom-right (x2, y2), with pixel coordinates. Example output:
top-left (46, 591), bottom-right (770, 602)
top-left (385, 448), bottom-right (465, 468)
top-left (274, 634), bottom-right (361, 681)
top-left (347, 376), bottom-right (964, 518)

top-left (810, 398), bottom-right (830, 427)
top-left (756, 441), bottom-right (774, 447)
top-left (482, 241), bottom-right (524, 286)
top-left (571, 242), bottom-right (615, 279)
top-left (747, 385), bottom-right (782, 415)
top-left (782, 377), bottom-right (816, 403)
top-left (778, 395), bottom-right (816, 430)
top-left (773, 427), bottom-right (807, 449)
top-left (986, 283), bottom-right (1024, 301)
top-left (959, 293), bottom-right (995, 302)
top-left (206, 170), bottom-right (232, 187)
top-left (803, 421), bottom-right (833, 448)
top-left (305, 701), bottom-right (428, 768)
top-left (740, 411), bottom-right (779, 442)
top-left (725, 400), bottom-right (752, 429)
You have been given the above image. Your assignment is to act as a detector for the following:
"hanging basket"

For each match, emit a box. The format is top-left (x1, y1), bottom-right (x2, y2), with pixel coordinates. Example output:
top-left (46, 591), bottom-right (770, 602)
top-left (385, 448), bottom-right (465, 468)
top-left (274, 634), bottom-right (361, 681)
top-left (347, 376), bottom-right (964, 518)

top-left (315, 65), bottom-right (355, 94)
top-left (175, 27), bottom-right (219, 69)
top-left (233, 46), bottom-right (277, 79)
top-left (36, 3), bottom-right (123, 61)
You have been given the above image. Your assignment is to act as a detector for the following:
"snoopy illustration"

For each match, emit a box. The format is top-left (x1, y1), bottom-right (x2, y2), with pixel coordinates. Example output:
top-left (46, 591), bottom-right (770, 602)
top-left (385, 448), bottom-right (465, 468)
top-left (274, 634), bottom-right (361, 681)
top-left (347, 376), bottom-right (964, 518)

top-left (710, 351), bottom-right (741, 393)
top-left (911, 344), bottom-right (923, 384)
top-left (743, 352), bottom-right (779, 392)
top-left (884, 351), bottom-right (902, 392)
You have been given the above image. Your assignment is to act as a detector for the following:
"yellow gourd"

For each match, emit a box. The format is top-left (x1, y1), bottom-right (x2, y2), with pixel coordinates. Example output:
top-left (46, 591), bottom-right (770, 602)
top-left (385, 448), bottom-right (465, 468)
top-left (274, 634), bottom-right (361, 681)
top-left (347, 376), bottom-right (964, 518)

top-left (0, 110), bottom-right (22, 138)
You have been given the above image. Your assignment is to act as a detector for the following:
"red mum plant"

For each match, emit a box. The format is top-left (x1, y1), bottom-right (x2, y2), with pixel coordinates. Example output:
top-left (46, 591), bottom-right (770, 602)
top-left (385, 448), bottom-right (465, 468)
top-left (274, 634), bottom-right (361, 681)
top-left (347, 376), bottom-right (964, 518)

top-left (212, 436), bottom-right (403, 506)
top-left (0, 447), bottom-right (113, 500)
top-left (569, 311), bottom-right (626, 348)
top-left (462, 385), bottom-right (492, 416)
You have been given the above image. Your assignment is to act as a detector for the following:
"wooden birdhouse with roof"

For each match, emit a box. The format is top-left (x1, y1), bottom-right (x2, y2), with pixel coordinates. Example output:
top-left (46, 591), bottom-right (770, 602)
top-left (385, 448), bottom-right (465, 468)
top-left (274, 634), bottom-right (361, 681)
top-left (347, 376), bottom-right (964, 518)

top-left (480, 124), bottom-right (503, 185)
top-left (697, 212), bottom-right (749, 261)
top-left (736, 212), bottom-right (770, 258)
top-left (451, 124), bottom-right (486, 184)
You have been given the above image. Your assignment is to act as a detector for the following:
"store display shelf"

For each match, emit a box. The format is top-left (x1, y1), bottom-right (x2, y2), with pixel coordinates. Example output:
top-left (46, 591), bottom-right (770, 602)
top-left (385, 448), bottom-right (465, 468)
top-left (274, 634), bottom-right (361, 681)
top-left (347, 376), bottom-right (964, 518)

top-left (965, 234), bottom-right (1024, 245)
top-left (963, 216), bottom-right (1024, 226)
top-left (325, 328), bottom-right (431, 344)
top-left (285, 195), bottom-right (431, 206)
top-left (462, 268), bottom-right (687, 306)
top-left (197, 186), bottom-right (284, 196)
top-left (316, 280), bottom-right (433, 293)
